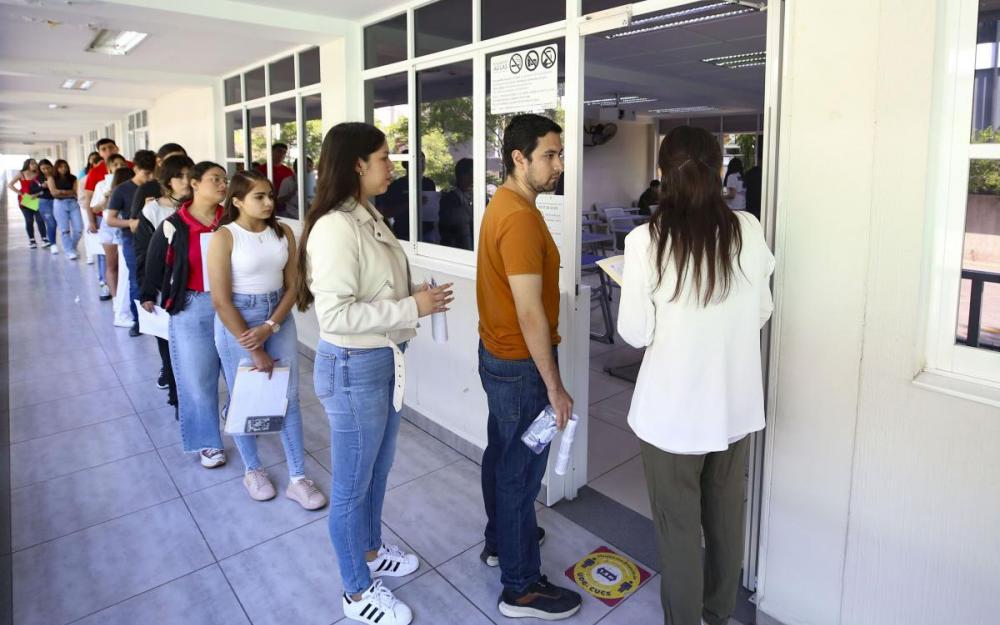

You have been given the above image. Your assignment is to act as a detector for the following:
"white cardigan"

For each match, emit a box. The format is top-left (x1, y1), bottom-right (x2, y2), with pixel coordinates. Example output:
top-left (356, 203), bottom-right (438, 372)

top-left (617, 212), bottom-right (775, 454)
top-left (306, 196), bottom-right (419, 410)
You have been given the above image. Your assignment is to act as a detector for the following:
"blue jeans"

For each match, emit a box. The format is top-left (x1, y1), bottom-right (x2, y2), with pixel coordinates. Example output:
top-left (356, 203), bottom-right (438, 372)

top-left (38, 199), bottom-right (56, 245)
top-left (215, 290), bottom-right (305, 478)
top-left (315, 340), bottom-right (405, 595)
top-left (169, 291), bottom-right (223, 452)
top-left (479, 341), bottom-right (553, 595)
top-left (120, 233), bottom-right (139, 322)
top-left (53, 198), bottom-right (83, 254)
top-left (95, 216), bottom-right (106, 282)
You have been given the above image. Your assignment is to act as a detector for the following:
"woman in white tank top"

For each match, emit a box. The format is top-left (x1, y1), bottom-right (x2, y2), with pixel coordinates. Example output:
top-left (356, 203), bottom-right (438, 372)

top-left (207, 170), bottom-right (327, 510)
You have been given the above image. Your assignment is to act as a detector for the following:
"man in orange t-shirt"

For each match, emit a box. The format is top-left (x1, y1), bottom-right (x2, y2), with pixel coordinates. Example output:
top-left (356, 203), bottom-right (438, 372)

top-left (475, 113), bottom-right (581, 620)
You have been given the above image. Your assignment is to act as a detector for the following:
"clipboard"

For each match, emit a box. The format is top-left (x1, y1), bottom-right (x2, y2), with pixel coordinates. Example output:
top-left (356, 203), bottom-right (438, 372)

top-left (596, 255), bottom-right (625, 286)
top-left (223, 359), bottom-right (290, 435)
top-left (21, 195), bottom-right (39, 211)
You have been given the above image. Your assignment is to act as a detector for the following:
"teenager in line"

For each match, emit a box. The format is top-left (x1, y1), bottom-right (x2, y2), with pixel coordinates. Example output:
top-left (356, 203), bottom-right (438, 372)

top-left (298, 122), bottom-right (452, 625)
top-left (7, 158), bottom-right (47, 249)
top-left (47, 159), bottom-right (82, 260)
top-left (30, 160), bottom-right (57, 251)
top-left (91, 154), bottom-right (129, 301)
top-left (79, 151), bottom-right (100, 181)
top-left (130, 143), bottom-right (188, 219)
top-left (106, 150), bottom-right (156, 337)
top-left (83, 140), bottom-right (127, 266)
top-left (135, 154), bottom-right (194, 411)
top-left (140, 161), bottom-right (228, 468)
top-left (618, 126), bottom-right (774, 625)
top-left (208, 170), bottom-right (327, 509)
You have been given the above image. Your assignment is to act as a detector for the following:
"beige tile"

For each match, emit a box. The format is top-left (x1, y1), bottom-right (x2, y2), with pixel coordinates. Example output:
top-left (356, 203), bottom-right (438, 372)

top-left (587, 417), bottom-right (641, 481)
top-left (589, 456), bottom-right (652, 519)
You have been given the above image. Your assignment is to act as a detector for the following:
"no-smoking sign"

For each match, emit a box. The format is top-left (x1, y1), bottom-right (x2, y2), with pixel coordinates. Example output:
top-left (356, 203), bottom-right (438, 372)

top-left (490, 44), bottom-right (559, 114)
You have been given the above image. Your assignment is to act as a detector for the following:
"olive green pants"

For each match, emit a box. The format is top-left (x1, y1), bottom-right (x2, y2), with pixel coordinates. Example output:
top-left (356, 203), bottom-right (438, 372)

top-left (640, 436), bottom-right (750, 625)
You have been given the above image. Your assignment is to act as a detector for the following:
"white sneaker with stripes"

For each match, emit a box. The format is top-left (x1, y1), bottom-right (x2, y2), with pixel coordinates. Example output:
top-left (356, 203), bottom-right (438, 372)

top-left (367, 543), bottom-right (419, 578)
top-left (343, 580), bottom-right (412, 625)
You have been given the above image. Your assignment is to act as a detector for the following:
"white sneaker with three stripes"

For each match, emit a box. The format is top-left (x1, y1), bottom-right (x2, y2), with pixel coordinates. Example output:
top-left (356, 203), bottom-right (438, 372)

top-left (343, 580), bottom-right (412, 625)
top-left (367, 543), bottom-right (419, 578)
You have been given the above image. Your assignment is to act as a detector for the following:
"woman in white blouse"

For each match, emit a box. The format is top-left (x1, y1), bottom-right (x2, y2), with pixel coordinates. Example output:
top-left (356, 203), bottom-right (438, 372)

top-left (618, 125), bottom-right (774, 625)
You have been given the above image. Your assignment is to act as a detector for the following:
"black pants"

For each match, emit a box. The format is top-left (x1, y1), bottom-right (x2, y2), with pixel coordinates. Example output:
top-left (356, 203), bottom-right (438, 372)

top-left (157, 337), bottom-right (178, 408)
top-left (19, 206), bottom-right (47, 242)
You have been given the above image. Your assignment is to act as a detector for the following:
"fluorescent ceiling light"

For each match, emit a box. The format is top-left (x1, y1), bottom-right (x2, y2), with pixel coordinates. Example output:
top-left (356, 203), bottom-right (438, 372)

top-left (605, 3), bottom-right (756, 39)
top-left (61, 79), bottom-right (94, 91)
top-left (86, 29), bottom-right (148, 56)
top-left (702, 51), bottom-right (767, 69)
top-left (648, 106), bottom-right (719, 114)
top-left (585, 95), bottom-right (657, 106)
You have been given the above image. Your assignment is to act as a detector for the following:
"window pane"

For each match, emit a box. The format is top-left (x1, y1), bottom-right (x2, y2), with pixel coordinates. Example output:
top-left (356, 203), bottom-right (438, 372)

top-left (973, 1), bottom-right (1000, 141)
top-left (248, 106), bottom-right (267, 170)
top-left (415, 60), bottom-right (473, 249)
top-left (485, 40), bottom-right (565, 204)
top-left (415, 0), bottom-right (472, 57)
top-left (365, 14), bottom-right (407, 69)
top-left (958, 159), bottom-right (1000, 349)
top-left (269, 98), bottom-right (298, 218)
top-left (128, 115), bottom-right (135, 131)
top-left (481, 0), bottom-right (564, 40)
top-left (366, 72), bottom-right (409, 154)
top-left (582, 0), bottom-right (630, 13)
top-left (225, 109), bottom-right (245, 159)
top-left (299, 47), bottom-right (321, 87)
top-left (140, 110), bottom-right (147, 127)
top-left (289, 93), bottom-right (322, 221)
top-left (245, 67), bottom-right (266, 101)
top-left (269, 55), bottom-right (295, 94)
top-left (224, 75), bottom-right (242, 105)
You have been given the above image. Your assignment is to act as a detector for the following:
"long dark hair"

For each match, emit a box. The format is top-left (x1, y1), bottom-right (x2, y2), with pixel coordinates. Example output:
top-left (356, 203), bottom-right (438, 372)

top-left (36, 159), bottom-right (53, 182)
top-left (111, 167), bottom-right (134, 191)
top-left (85, 151), bottom-right (100, 174)
top-left (53, 159), bottom-right (72, 183)
top-left (20, 158), bottom-right (36, 173)
top-left (651, 126), bottom-right (743, 306)
top-left (158, 154), bottom-right (195, 201)
top-left (222, 170), bottom-right (283, 239)
top-left (725, 157), bottom-right (744, 183)
top-left (296, 122), bottom-right (387, 311)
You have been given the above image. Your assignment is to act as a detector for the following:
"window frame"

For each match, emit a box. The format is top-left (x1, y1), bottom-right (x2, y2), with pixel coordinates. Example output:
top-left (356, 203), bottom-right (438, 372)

top-left (220, 45), bottom-right (322, 221)
top-left (924, 0), bottom-right (1000, 386)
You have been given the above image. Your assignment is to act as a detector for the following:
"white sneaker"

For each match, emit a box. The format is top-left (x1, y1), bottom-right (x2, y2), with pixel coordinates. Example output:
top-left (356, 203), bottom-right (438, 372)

top-left (368, 543), bottom-right (419, 578)
top-left (342, 580), bottom-right (412, 625)
top-left (50, 246), bottom-right (59, 255)
top-left (86, 254), bottom-right (94, 264)
top-left (200, 448), bottom-right (226, 468)
top-left (67, 251), bottom-right (79, 260)
top-left (98, 283), bottom-right (111, 301)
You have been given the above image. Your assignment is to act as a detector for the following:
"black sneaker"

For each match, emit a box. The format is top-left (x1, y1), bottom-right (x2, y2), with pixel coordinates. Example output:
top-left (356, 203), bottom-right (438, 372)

top-left (498, 575), bottom-right (581, 620)
top-left (129, 323), bottom-right (141, 337)
top-left (28, 239), bottom-right (37, 249)
top-left (481, 527), bottom-right (546, 567)
top-left (156, 368), bottom-right (168, 390)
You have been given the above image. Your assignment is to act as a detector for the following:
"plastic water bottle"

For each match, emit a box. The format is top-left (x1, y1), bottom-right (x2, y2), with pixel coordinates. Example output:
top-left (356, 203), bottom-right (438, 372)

top-left (430, 277), bottom-right (448, 343)
top-left (522, 406), bottom-right (559, 454)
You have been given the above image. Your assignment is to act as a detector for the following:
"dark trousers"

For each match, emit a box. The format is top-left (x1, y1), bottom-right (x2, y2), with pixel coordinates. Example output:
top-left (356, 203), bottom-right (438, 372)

top-left (19, 206), bottom-right (46, 242)
top-left (640, 436), bottom-right (750, 625)
top-left (157, 337), bottom-right (177, 407)
top-left (120, 234), bottom-right (140, 322)
top-left (479, 342), bottom-right (552, 595)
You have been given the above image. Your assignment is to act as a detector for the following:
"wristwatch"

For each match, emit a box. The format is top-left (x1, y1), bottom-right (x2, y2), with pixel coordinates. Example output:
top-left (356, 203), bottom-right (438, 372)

top-left (264, 319), bottom-right (280, 334)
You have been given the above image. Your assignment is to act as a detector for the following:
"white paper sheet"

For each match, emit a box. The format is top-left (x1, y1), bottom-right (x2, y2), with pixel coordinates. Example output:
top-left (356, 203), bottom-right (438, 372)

top-left (134, 300), bottom-right (169, 340)
top-left (596, 255), bottom-right (625, 286)
top-left (200, 232), bottom-right (214, 291)
top-left (223, 360), bottom-right (290, 436)
top-left (84, 231), bottom-right (105, 257)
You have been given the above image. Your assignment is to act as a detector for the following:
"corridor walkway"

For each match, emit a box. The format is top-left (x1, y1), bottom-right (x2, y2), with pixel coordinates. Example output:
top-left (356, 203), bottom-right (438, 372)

top-left (3, 192), bottom-right (681, 625)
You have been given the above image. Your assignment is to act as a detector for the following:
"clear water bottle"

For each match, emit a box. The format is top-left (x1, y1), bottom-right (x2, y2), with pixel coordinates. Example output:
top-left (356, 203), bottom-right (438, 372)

top-left (522, 405), bottom-right (559, 454)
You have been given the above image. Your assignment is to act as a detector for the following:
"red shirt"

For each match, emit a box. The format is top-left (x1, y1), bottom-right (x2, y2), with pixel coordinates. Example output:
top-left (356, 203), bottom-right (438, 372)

top-left (84, 159), bottom-right (133, 192)
top-left (177, 203), bottom-right (223, 292)
top-left (256, 162), bottom-right (295, 201)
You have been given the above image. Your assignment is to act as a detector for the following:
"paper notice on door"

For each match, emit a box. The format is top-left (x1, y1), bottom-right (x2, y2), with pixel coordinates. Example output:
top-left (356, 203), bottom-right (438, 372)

top-left (490, 44), bottom-right (559, 114)
top-left (536, 193), bottom-right (564, 252)
top-left (224, 360), bottom-right (290, 436)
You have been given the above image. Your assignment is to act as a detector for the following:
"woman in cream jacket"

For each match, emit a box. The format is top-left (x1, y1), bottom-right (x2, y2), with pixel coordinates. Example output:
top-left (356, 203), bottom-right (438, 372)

top-left (296, 122), bottom-right (452, 625)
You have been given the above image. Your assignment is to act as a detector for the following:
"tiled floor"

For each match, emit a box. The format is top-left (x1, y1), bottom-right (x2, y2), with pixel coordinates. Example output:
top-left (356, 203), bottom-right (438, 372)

top-left (4, 201), bottom-right (683, 624)
top-left (583, 273), bottom-right (653, 520)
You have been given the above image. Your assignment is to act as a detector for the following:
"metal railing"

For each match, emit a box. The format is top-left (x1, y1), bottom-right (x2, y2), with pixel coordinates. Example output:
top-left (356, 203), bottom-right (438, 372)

top-left (960, 268), bottom-right (1000, 350)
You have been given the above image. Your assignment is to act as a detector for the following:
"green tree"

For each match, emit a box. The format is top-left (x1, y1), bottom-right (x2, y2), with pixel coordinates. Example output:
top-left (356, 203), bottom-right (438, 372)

top-left (970, 128), bottom-right (1000, 195)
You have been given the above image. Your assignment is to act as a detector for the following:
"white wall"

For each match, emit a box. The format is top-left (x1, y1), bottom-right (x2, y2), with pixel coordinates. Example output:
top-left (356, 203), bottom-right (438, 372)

top-left (758, 1), bottom-right (1000, 624)
top-left (147, 86), bottom-right (219, 162)
top-left (581, 120), bottom-right (654, 210)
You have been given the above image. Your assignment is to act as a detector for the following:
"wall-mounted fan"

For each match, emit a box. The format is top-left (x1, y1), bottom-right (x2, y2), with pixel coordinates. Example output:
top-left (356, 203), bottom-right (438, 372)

top-left (583, 123), bottom-right (618, 147)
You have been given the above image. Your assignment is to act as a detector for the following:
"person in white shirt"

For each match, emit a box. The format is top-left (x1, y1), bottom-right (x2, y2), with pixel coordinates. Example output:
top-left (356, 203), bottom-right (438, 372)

top-left (618, 126), bottom-right (774, 625)
top-left (723, 157), bottom-right (746, 211)
top-left (297, 122), bottom-right (452, 625)
top-left (91, 153), bottom-right (127, 300)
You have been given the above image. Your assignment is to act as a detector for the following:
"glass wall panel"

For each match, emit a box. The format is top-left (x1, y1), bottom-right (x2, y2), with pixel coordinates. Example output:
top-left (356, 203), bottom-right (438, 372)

top-left (958, 159), bottom-right (1000, 349)
top-left (972, 0), bottom-right (1000, 142)
top-left (224, 75), bottom-right (242, 105)
top-left (245, 66), bottom-right (266, 101)
top-left (415, 0), bottom-right (472, 57)
top-left (268, 98), bottom-right (298, 217)
top-left (416, 60), bottom-right (473, 249)
top-left (367, 72), bottom-right (411, 240)
top-left (284, 93), bottom-right (323, 220)
top-left (365, 14), bottom-right (407, 69)
top-left (299, 47), bottom-right (321, 87)
top-left (269, 55), bottom-right (296, 94)
top-left (225, 110), bottom-right (245, 159)
top-left (248, 106), bottom-right (267, 171)
top-left (481, 0), bottom-right (564, 40)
